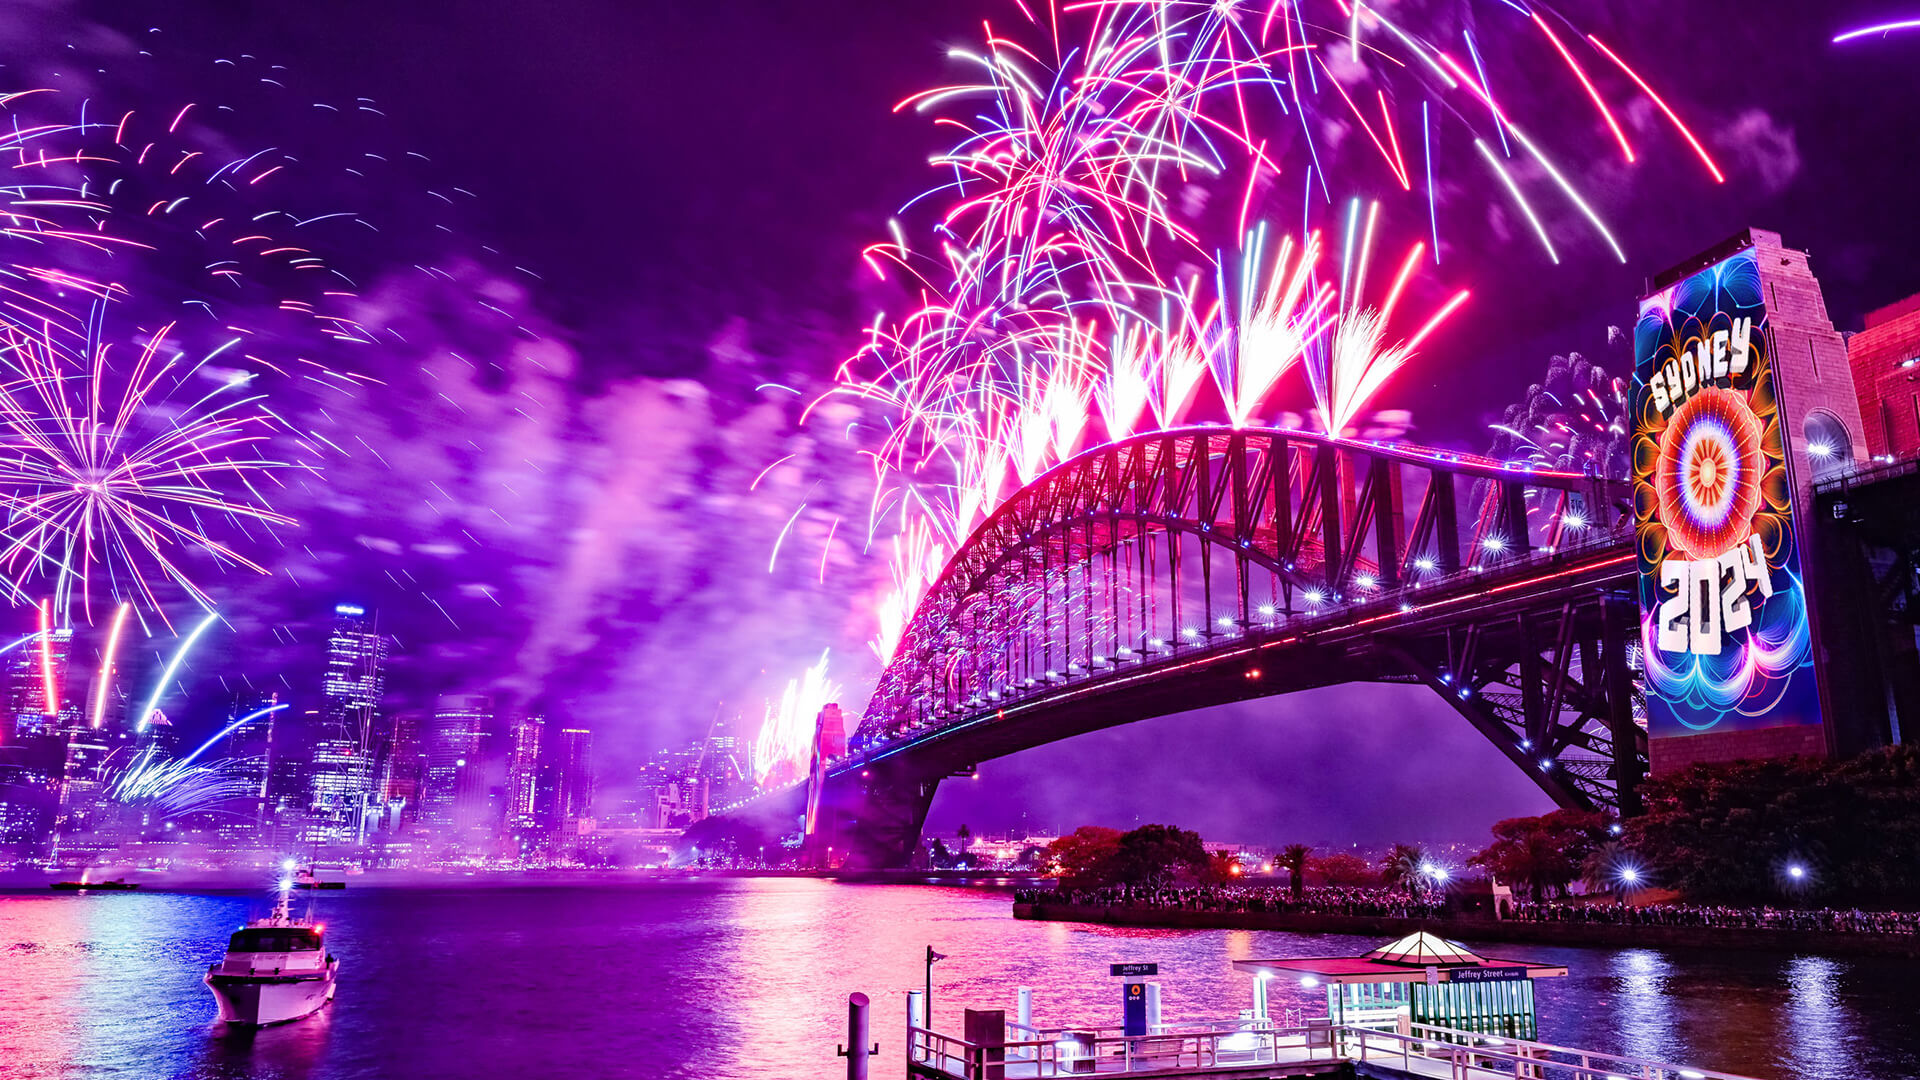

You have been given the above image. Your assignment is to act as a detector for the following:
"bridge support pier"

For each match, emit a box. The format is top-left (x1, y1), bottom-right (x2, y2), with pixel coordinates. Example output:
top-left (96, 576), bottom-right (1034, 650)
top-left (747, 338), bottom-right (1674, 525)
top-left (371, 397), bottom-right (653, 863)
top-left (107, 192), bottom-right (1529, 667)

top-left (812, 764), bottom-right (941, 869)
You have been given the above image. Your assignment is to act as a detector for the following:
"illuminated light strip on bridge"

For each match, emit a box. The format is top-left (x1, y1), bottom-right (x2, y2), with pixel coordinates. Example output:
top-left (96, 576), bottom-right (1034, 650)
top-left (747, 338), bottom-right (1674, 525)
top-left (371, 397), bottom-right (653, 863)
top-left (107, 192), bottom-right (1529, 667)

top-left (837, 548), bottom-right (1635, 775)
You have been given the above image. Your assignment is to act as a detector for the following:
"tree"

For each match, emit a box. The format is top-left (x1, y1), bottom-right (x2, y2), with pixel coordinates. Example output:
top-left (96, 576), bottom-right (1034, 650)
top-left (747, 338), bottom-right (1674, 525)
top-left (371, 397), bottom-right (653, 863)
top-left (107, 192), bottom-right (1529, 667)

top-left (1629, 746), bottom-right (1920, 904)
top-left (1469, 809), bottom-right (1608, 902)
top-left (1110, 824), bottom-right (1211, 888)
top-left (1581, 841), bottom-right (1638, 899)
top-left (1310, 851), bottom-right (1376, 886)
top-left (957, 824), bottom-right (972, 851)
top-left (1279, 844), bottom-right (1313, 898)
top-left (928, 838), bottom-right (955, 869)
top-left (1045, 826), bottom-right (1123, 889)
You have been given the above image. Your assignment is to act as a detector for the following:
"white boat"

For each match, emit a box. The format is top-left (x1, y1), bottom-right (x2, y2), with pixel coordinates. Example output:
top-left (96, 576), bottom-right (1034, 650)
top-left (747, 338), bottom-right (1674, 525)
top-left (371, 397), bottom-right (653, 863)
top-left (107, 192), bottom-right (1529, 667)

top-left (203, 884), bottom-right (338, 1026)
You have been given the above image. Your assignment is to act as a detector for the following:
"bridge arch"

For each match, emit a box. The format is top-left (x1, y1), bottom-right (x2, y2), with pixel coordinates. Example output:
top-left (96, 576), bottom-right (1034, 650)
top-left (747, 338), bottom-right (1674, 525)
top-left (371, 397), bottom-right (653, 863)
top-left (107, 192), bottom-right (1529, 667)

top-left (814, 428), bottom-right (1647, 866)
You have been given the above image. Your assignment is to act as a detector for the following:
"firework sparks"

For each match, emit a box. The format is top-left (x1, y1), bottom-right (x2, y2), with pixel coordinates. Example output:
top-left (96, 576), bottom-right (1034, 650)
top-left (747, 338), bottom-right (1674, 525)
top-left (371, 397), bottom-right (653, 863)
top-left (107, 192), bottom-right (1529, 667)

top-left (0, 319), bottom-right (302, 620)
top-left (797, 1), bottom-right (1721, 671)
top-left (752, 650), bottom-right (838, 789)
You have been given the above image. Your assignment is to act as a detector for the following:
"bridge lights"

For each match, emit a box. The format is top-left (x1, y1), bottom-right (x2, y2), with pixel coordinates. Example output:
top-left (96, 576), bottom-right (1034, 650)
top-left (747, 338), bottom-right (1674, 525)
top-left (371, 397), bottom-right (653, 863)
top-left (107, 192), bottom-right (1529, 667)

top-left (1303, 589), bottom-right (1325, 606)
top-left (1354, 574), bottom-right (1377, 590)
top-left (1257, 604), bottom-right (1276, 617)
top-left (1563, 513), bottom-right (1588, 530)
top-left (1180, 627), bottom-right (1199, 638)
top-left (1520, 738), bottom-right (1531, 749)
top-left (1482, 536), bottom-right (1507, 553)
top-left (1414, 557), bottom-right (1437, 572)
top-left (1539, 758), bottom-right (1553, 770)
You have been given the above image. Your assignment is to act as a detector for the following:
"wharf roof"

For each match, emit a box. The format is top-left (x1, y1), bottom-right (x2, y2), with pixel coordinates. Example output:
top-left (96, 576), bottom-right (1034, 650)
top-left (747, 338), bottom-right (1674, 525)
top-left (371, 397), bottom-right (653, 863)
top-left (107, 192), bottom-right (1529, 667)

top-left (1231, 931), bottom-right (1568, 984)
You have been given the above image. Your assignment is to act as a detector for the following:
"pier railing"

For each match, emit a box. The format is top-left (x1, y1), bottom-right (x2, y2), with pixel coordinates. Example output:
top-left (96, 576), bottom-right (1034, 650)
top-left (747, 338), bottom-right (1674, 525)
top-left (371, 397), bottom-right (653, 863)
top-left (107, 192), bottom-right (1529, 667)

top-left (908, 1017), bottom-right (1761, 1080)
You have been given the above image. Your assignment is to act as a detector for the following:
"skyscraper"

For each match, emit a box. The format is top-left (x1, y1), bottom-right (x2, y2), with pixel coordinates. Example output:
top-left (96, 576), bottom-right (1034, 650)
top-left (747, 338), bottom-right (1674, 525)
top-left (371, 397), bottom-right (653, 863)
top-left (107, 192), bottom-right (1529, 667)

top-left (306, 604), bottom-right (389, 848)
top-left (424, 694), bottom-right (491, 853)
top-left (504, 714), bottom-right (547, 852)
top-left (6, 626), bottom-right (74, 740)
top-left (322, 604), bottom-right (388, 750)
top-left (551, 726), bottom-right (593, 837)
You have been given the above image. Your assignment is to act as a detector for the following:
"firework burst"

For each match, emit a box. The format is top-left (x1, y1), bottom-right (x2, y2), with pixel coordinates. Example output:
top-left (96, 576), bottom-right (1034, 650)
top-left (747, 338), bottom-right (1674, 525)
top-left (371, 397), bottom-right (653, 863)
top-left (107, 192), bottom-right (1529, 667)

top-left (0, 317), bottom-right (303, 621)
top-left (810, 1), bottom-right (1722, 666)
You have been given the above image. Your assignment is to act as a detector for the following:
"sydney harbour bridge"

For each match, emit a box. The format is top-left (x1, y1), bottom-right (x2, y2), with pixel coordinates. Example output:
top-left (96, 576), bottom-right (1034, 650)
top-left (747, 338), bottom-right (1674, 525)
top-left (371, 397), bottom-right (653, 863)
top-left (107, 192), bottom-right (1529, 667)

top-left (730, 424), bottom-right (1645, 868)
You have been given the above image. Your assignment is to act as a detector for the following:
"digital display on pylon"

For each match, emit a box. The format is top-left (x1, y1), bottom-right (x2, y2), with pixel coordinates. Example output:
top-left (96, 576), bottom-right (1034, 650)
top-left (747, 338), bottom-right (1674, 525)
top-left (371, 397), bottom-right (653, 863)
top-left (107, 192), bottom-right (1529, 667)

top-left (1632, 247), bottom-right (1821, 739)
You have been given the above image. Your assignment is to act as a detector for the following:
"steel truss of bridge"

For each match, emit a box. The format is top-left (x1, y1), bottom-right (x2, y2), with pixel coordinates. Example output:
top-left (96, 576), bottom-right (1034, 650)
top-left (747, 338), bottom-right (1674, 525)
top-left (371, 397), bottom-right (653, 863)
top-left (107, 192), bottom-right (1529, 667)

top-left (767, 428), bottom-right (1649, 867)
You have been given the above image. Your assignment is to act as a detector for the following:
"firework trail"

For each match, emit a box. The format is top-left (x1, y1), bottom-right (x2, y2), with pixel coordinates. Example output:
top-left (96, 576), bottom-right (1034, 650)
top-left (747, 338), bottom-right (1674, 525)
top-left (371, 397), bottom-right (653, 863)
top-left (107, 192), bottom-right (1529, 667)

top-left (752, 650), bottom-right (838, 789)
top-left (816, 0), bottom-right (1722, 667)
top-left (0, 319), bottom-right (301, 621)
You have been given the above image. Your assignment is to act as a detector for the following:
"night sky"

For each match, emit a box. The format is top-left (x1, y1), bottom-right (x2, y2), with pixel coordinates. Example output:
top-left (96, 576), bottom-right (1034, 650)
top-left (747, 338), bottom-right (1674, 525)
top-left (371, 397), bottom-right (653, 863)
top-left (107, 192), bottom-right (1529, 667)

top-left (10, 1), bottom-right (1920, 843)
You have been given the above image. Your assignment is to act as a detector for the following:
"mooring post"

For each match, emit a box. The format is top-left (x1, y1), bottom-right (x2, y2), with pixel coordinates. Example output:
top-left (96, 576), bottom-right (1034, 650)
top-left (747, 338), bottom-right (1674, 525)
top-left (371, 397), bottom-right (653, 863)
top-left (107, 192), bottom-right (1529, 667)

top-left (906, 990), bottom-right (926, 1065)
top-left (837, 992), bottom-right (876, 1080)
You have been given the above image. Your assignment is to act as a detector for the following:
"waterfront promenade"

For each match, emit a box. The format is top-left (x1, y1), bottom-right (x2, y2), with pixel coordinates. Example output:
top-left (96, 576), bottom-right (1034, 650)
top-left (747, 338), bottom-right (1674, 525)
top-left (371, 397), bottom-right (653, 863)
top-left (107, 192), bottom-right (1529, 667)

top-left (1013, 901), bottom-right (1920, 960)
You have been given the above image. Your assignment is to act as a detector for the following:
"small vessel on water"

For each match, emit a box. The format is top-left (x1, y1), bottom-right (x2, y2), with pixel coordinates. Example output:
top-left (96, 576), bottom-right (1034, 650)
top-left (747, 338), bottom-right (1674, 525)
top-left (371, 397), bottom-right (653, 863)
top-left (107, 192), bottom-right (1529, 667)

top-left (203, 883), bottom-right (338, 1026)
top-left (49, 877), bottom-right (140, 891)
top-left (292, 868), bottom-right (346, 890)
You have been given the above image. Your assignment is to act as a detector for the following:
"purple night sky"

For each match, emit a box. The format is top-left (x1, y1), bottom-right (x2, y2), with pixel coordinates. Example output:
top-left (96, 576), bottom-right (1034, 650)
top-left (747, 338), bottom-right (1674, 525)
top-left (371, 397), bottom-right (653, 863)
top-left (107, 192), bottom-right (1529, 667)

top-left (12, 0), bottom-right (1920, 842)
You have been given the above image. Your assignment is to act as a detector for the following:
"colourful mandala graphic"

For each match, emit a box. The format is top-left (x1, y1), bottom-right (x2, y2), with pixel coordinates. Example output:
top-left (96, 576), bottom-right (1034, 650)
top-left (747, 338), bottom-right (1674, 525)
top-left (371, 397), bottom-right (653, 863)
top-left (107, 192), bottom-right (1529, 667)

top-left (1653, 387), bottom-right (1764, 559)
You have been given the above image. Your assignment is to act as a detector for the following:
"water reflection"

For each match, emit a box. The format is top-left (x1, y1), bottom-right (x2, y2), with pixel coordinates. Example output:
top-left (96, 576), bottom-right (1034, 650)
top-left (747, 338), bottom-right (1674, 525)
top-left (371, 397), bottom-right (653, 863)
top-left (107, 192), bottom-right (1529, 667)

top-left (1781, 955), bottom-right (1855, 1078)
top-left (198, 1008), bottom-right (332, 1080)
top-left (1608, 948), bottom-right (1677, 1062)
top-left (5, 882), bottom-right (1920, 1080)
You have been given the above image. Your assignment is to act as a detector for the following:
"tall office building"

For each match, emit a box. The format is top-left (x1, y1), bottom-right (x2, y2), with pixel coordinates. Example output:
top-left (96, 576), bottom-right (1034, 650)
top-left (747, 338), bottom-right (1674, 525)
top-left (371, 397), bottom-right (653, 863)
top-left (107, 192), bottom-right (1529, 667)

top-left (6, 627), bottom-right (74, 740)
top-left (224, 693), bottom-right (279, 829)
top-left (379, 710), bottom-right (427, 823)
top-left (322, 605), bottom-right (388, 750)
top-left (551, 726), bottom-right (594, 836)
top-left (424, 694), bottom-right (491, 849)
top-left (307, 605), bottom-right (389, 848)
top-left (504, 714), bottom-right (547, 849)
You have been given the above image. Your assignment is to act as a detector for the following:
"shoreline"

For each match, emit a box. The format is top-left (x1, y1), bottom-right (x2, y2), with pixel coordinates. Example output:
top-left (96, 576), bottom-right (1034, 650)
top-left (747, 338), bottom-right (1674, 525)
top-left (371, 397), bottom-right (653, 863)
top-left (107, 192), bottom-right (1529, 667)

top-left (1013, 901), bottom-right (1920, 959)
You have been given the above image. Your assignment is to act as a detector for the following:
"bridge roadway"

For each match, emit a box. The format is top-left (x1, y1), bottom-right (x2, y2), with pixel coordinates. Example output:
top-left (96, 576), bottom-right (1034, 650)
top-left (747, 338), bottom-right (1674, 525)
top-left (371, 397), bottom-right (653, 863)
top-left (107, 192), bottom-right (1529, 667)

top-left (740, 534), bottom-right (1642, 867)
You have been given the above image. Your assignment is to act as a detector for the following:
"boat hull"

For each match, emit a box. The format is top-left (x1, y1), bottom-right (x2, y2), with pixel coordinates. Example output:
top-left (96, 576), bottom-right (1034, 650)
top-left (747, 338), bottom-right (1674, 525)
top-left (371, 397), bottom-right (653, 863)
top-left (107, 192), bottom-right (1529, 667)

top-left (205, 961), bottom-right (337, 1026)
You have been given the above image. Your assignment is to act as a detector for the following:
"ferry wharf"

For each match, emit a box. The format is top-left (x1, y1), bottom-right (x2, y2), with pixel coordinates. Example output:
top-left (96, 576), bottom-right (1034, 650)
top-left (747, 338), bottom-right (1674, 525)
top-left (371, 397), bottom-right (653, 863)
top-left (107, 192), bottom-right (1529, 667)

top-left (866, 933), bottom-right (1756, 1080)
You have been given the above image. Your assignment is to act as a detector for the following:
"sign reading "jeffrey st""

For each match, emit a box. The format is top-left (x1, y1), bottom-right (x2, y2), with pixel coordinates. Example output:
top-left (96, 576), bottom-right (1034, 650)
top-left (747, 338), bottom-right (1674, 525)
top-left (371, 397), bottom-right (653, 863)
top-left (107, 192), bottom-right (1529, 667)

top-left (1449, 966), bottom-right (1529, 983)
top-left (1110, 963), bottom-right (1159, 977)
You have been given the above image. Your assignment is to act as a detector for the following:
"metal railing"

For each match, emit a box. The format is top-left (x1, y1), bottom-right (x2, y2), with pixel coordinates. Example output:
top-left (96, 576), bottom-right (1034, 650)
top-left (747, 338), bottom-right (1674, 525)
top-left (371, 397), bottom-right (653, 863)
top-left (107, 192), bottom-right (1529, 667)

top-left (908, 1017), bottom-right (1760, 1080)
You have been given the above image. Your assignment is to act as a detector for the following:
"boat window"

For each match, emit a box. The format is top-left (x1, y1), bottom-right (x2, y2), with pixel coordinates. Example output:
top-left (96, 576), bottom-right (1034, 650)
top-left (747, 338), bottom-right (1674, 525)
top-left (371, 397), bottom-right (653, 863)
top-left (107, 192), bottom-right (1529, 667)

top-left (229, 928), bottom-right (322, 952)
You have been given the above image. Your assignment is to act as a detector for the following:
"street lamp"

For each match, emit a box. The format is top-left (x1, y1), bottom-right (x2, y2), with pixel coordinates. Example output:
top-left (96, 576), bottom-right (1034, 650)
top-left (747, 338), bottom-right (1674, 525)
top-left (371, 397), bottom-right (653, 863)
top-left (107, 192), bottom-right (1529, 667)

top-left (924, 946), bottom-right (948, 1031)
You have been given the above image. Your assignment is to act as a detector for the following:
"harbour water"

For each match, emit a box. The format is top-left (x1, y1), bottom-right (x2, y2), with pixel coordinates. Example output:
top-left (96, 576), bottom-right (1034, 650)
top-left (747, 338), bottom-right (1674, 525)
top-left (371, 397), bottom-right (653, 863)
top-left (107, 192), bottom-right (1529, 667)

top-left (2, 877), bottom-right (1915, 1080)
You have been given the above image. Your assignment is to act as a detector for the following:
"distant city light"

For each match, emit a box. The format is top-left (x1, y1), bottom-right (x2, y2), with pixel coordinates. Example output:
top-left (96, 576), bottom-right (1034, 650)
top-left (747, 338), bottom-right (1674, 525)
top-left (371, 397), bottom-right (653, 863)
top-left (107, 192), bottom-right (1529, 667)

top-left (334, 604), bottom-right (366, 616)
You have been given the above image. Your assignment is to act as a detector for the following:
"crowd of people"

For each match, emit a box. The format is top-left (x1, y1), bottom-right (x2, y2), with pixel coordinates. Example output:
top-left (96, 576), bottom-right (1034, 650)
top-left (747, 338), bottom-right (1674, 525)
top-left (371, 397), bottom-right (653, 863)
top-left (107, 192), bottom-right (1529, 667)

top-left (1503, 900), bottom-right (1920, 934)
top-left (1015, 885), bottom-right (1920, 936)
top-left (1016, 883), bottom-right (1445, 919)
